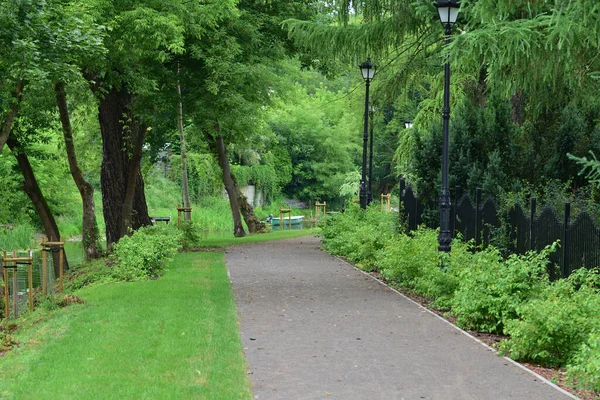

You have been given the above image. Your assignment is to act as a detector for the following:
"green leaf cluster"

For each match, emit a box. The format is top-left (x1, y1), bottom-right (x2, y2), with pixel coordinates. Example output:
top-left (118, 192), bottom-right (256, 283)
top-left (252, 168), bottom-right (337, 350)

top-left (321, 209), bottom-right (600, 389)
top-left (499, 268), bottom-right (600, 366)
top-left (321, 203), bottom-right (398, 271)
top-left (112, 225), bottom-right (182, 282)
top-left (566, 330), bottom-right (600, 392)
top-left (450, 244), bottom-right (554, 333)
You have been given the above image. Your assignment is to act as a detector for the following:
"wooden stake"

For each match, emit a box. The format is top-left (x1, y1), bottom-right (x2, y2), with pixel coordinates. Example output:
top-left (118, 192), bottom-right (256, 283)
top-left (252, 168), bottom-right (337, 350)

top-left (12, 250), bottom-right (18, 319)
top-left (28, 250), bottom-right (33, 312)
top-left (59, 238), bottom-right (64, 293)
top-left (42, 237), bottom-right (47, 297)
top-left (3, 251), bottom-right (8, 319)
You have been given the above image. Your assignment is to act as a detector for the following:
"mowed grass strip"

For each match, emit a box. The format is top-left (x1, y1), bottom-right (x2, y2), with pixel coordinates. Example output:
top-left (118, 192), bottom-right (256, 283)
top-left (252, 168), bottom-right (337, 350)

top-left (200, 228), bottom-right (319, 248)
top-left (0, 252), bottom-right (252, 400)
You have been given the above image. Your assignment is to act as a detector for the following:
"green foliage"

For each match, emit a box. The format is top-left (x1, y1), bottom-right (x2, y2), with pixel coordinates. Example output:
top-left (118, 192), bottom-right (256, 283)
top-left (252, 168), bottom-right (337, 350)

top-left (179, 221), bottom-right (202, 251)
top-left (450, 244), bottom-right (554, 334)
top-left (231, 163), bottom-right (280, 202)
top-left (112, 225), bottom-right (182, 282)
top-left (321, 204), bottom-right (398, 271)
top-left (0, 224), bottom-right (36, 251)
top-left (167, 153), bottom-right (223, 201)
top-left (566, 330), bottom-right (600, 392)
top-left (66, 258), bottom-right (113, 291)
top-left (569, 151), bottom-right (600, 190)
top-left (499, 268), bottom-right (600, 366)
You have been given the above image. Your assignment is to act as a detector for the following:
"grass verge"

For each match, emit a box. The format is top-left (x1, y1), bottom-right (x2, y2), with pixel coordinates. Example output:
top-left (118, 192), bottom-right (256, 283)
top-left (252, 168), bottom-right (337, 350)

top-left (0, 252), bottom-right (252, 400)
top-left (200, 228), bottom-right (320, 248)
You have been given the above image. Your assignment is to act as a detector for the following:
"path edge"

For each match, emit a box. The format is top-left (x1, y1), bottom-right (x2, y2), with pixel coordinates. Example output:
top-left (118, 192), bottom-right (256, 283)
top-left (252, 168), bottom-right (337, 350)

top-left (333, 255), bottom-right (580, 400)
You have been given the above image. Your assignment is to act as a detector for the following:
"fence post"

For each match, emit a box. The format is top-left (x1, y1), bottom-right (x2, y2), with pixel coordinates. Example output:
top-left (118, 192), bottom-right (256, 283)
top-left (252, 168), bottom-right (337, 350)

top-left (399, 178), bottom-right (406, 227)
top-left (475, 188), bottom-right (482, 247)
top-left (530, 197), bottom-right (537, 251)
top-left (453, 185), bottom-right (461, 237)
top-left (399, 178), bottom-right (405, 201)
top-left (563, 202), bottom-right (571, 278)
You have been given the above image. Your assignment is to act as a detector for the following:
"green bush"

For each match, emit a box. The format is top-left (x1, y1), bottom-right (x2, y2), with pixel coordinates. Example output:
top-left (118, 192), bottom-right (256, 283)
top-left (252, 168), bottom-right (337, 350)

top-left (179, 221), bottom-right (202, 250)
top-left (567, 330), bottom-right (600, 392)
top-left (499, 268), bottom-right (600, 366)
top-left (376, 228), bottom-right (459, 308)
top-left (449, 244), bottom-right (554, 334)
top-left (321, 204), bottom-right (397, 271)
top-left (112, 225), bottom-right (182, 282)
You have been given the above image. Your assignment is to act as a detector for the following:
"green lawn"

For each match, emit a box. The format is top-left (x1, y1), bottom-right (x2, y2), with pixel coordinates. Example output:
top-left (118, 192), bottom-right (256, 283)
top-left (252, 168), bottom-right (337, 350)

top-left (200, 227), bottom-right (320, 248)
top-left (0, 252), bottom-right (252, 399)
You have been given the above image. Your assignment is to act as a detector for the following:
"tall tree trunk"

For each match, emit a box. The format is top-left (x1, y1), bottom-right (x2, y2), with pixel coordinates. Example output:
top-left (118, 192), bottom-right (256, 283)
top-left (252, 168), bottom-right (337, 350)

top-left (54, 82), bottom-right (102, 260)
top-left (120, 123), bottom-right (147, 238)
top-left (214, 122), bottom-right (245, 237)
top-left (231, 172), bottom-right (266, 233)
top-left (0, 81), bottom-right (24, 153)
top-left (177, 64), bottom-right (191, 220)
top-left (7, 137), bottom-right (68, 275)
top-left (97, 88), bottom-right (152, 247)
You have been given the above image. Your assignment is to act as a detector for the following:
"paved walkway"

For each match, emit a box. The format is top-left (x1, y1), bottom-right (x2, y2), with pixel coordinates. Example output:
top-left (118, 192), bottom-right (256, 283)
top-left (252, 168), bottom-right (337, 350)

top-left (226, 237), bottom-right (575, 400)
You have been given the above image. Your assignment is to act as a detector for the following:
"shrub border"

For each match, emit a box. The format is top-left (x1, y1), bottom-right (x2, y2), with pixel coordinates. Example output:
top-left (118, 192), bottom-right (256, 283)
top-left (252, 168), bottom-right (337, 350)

top-left (332, 254), bottom-right (579, 400)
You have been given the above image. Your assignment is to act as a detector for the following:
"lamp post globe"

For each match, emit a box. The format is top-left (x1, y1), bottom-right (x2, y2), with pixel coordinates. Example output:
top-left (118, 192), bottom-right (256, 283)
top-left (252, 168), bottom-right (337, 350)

top-left (359, 59), bottom-right (374, 210)
top-left (436, 0), bottom-right (460, 253)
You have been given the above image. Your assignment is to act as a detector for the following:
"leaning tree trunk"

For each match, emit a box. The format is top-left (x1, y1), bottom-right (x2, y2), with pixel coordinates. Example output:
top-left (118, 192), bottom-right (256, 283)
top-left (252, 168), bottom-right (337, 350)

top-left (97, 88), bottom-right (152, 247)
top-left (214, 124), bottom-right (245, 237)
top-left (177, 64), bottom-right (191, 220)
top-left (231, 172), bottom-right (266, 234)
top-left (7, 136), bottom-right (68, 275)
top-left (54, 82), bottom-right (102, 260)
top-left (0, 81), bottom-right (24, 153)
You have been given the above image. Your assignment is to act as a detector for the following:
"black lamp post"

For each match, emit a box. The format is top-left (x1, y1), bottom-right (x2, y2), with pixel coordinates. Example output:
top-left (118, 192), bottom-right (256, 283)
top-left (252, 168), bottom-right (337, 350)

top-left (360, 59), bottom-right (375, 209)
top-left (368, 105), bottom-right (375, 204)
top-left (435, 0), bottom-right (460, 252)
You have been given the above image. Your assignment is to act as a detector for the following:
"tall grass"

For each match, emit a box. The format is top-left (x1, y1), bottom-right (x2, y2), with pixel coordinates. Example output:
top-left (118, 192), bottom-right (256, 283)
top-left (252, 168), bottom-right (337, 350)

top-left (0, 224), bottom-right (36, 251)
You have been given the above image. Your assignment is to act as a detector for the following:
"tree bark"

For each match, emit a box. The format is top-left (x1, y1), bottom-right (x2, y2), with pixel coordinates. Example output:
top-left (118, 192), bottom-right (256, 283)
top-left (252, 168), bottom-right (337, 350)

top-left (54, 82), bottom-right (102, 260)
top-left (120, 122), bottom-right (148, 238)
top-left (231, 172), bottom-right (266, 233)
top-left (177, 64), bottom-right (191, 220)
top-left (7, 136), bottom-right (68, 275)
top-left (0, 81), bottom-right (24, 153)
top-left (96, 88), bottom-right (152, 246)
top-left (214, 123), bottom-right (245, 237)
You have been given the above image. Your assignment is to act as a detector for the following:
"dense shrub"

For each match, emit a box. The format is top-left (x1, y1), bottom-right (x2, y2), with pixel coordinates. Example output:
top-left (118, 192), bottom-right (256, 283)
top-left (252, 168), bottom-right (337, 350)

top-left (499, 268), bottom-right (600, 366)
top-left (112, 225), bottom-right (182, 282)
top-left (449, 244), bottom-right (554, 334)
top-left (567, 330), bottom-right (600, 392)
top-left (376, 228), bottom-right (459, 308)
top-left (321, 204), bottom-right (397, 271)
top-left (179, 221), bottom-right (202, 250)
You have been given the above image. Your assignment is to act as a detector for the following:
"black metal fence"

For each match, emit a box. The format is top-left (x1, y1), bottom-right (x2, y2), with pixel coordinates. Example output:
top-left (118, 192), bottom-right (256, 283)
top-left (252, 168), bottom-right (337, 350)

top-left (399, 178), bottom-right (600, 278)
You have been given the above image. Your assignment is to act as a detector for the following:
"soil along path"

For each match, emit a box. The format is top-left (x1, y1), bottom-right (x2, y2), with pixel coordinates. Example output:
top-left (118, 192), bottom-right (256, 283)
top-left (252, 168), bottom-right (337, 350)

top-left (226, 237), bottom-right (574, 400)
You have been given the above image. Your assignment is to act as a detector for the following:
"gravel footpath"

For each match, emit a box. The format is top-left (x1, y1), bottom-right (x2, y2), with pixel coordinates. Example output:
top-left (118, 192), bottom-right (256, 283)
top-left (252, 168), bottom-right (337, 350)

top-left (226, 236), bottom-right (575, 400)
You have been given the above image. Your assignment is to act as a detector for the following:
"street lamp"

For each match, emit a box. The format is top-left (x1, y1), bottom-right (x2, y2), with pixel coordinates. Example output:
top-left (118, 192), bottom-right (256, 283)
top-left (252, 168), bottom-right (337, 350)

top-left (368, 105), bottom-right (375, 204)
top-left (435, 0), bottom-right (460, 252)
top-left (360, 59), bottom-right (375, 209)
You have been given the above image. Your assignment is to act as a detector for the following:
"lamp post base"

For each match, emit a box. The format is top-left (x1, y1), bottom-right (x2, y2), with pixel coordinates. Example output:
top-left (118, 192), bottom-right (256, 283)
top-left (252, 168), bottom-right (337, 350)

top-left (359, 181), bottom-right (368, 210)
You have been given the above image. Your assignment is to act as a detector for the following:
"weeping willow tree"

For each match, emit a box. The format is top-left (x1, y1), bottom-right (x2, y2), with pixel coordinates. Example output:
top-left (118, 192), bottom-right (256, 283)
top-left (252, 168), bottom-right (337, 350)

top-left (288, 0), bottom-right (600, 187)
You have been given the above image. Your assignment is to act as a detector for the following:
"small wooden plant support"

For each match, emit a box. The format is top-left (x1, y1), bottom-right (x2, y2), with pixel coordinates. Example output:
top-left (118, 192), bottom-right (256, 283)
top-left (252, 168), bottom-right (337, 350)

top-left (279, 206), bottom-right (292, 230)
top-left (177, 205), bottom-right (193, 227)
top-left (41, 237), bottom-right (65, 295)
top-left (2, 250), bottom-right (34, 319)
top-left (381, 193), bottom-right (391, 213)
top-left (315, 201), bottom-right (327, 226)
